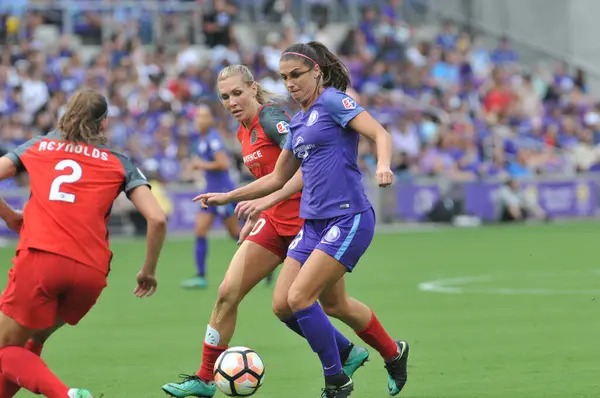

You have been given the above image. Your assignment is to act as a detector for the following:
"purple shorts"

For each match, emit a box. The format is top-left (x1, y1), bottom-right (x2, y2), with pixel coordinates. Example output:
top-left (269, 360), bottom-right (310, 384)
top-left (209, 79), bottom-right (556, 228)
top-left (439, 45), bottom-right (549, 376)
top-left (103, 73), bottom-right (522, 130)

top-left (286, 207), bottom-right (375, 272)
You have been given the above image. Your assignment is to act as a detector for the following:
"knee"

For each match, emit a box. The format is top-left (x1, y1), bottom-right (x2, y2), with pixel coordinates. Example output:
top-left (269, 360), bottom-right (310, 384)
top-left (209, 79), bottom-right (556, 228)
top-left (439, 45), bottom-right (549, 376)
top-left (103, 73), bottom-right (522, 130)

top-left (287, 286), bottom-right (315, 312)
top-left (215, 281), bottom-right (241, 311)
top-left (272, 294), bottom-right (293, 320)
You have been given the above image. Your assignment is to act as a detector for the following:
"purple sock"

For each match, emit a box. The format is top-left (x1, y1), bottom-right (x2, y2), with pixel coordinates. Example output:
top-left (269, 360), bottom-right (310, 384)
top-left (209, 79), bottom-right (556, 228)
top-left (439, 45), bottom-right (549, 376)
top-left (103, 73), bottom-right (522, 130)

top-left (195, 237), bottom-right (207, 277)
top-left (283, 316), bottom-right (351, 355)
top-left (294, 303), bottom-right (343, 376)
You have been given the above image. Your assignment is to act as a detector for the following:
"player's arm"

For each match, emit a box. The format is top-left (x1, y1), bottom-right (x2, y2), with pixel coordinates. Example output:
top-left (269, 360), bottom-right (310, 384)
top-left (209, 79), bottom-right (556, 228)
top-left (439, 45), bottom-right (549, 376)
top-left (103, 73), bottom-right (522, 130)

top-left (257, 106), bottom-right (303, 205)
top-left (191, 151), bottom-right (229, 171)
top-left (260, 169), bottom-right (303, 208)
top-left (120, 157), bottom-right (167, 275)
top-left (348, 112), bottom-right (393, 172)
top-left (224, 149), bottom-right (300, 203)
top-left (325, 91), bottom-right (393, 187)
top-left (129, 186), bottom-right (167, 275)
top-left (193, 137), bottom-right (230, 171)
top-left (235, 169), bottom-right (303, 220)
top-left (0, 156), bottom-right (17, 181)
top-left (0, 156), bottom-right (19, 224)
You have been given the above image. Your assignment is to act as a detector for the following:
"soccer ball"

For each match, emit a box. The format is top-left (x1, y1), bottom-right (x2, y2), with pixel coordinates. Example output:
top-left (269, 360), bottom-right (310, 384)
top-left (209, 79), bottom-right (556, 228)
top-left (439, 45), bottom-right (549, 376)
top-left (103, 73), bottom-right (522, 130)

top-left (213, 346), bottom-right (265, 396)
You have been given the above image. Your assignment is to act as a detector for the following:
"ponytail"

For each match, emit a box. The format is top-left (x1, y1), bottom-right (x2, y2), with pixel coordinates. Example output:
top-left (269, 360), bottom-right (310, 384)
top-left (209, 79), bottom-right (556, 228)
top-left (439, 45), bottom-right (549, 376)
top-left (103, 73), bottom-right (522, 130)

top-left (281, 41), bottom-right (351, 92)
top-left (217, 64), bottom-right (286, 105)
top-left (57, 89), bottom-right (108, 146)
top-left (255, 82), bottom-right (287, 105)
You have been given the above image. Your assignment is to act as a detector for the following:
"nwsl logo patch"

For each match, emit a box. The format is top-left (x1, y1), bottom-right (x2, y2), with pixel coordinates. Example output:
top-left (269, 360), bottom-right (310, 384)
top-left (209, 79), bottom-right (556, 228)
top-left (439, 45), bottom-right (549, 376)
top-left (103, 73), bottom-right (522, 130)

top-left (276, 121), bottom-right (290, 134)
top-left (342, 97), bottom-right (356, 110)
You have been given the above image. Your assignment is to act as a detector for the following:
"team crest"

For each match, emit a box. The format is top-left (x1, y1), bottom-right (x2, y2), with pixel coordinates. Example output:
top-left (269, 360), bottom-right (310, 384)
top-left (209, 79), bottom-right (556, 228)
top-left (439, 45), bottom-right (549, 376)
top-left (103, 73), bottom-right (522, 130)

top-left (324, 226), bottom-right (341, 243)
top-left (276, 121), bottom-right (290, 134)
top-left (342, 97), bottom-right (356, 110)
top-left (251, 129), bottom-right (258, 144)
top-left (307, 110), bottom-right (319, 126)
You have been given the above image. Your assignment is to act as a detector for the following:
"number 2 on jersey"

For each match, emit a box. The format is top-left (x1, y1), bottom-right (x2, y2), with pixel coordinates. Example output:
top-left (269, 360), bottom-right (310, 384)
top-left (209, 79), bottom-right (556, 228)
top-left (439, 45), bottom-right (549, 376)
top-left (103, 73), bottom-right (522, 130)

top-left (49, 160), bottom-right (82, 203)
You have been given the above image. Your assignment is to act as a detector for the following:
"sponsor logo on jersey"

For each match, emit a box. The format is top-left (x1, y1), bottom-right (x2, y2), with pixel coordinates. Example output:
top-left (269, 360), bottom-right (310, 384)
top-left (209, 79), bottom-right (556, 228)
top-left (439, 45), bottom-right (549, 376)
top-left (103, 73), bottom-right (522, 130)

top-left (251, 129), bottom-right (258, 144)
top-left (243, 150), bottom-right (263, 164)
top-left (342, 97), bottom-right (356, 110)
top-left (276, 121), bottom-right (290, 134)
top-left (293, 136), bottom-right (315, 160)
top-left (307, 110), bottom-right (319, 126)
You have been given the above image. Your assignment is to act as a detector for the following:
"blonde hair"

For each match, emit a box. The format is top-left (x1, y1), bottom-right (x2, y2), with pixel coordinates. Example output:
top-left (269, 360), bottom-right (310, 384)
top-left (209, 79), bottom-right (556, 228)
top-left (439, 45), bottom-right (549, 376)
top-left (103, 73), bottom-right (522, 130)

top-left (217, 64), bottom-right (286, 105)
top-left (58, 89), bottom-right (108, 146)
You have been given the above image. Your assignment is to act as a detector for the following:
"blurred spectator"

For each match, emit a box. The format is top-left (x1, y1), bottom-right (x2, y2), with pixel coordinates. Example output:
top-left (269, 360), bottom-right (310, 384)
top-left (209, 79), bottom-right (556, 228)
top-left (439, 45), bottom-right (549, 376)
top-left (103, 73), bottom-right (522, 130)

top-left (498, 179), bottom-right (547, 222)
top-left (0, 0), bottom-right (598, 193)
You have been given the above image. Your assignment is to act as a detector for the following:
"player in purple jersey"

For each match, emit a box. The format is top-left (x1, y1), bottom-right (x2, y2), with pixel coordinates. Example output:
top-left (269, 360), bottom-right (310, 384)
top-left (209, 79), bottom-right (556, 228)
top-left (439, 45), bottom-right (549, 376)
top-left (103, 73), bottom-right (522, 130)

top-left (182, 105), bottom-right (240, 289)
top-left (196, 42), bottom-right (409, 398)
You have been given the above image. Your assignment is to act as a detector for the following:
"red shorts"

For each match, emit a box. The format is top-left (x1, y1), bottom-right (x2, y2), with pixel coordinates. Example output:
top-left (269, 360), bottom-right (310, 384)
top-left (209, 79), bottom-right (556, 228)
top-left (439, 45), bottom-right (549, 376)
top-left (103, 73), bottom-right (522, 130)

top-left (245, 214), bottom-right (298, 259)
top-left (0, 249), bottom-right (107, 330)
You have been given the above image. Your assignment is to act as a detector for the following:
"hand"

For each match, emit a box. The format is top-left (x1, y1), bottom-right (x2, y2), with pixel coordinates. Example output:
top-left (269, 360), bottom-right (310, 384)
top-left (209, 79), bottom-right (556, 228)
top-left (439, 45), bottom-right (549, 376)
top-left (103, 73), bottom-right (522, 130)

top-left (133, 270), bottom-right (158, 297)
top-left (235, 198), bottom-right (269, 221)
top-left (4, 210), bottom-right (22, 234)
top-left (237, 217), bottom-right (257, 245)
top-left (375, 164), bottom-right (393, 187)
top-left (194, 159), bottom-right (209, 170)
top-left (192, 192), bottom-right (231, 208)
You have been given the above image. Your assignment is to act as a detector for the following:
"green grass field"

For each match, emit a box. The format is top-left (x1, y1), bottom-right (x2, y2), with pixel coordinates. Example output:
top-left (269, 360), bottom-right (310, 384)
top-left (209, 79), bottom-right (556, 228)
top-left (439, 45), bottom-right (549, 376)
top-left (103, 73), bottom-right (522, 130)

top-left (3, 221), bottom-right (600, 398)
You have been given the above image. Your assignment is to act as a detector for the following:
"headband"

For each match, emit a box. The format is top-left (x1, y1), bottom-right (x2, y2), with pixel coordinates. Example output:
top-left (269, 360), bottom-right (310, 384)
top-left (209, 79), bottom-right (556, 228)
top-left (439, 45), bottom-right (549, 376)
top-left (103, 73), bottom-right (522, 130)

top-left (95, 108), bottom-right (108, 123)
top-left (281, 52), bottom-right (318, 68)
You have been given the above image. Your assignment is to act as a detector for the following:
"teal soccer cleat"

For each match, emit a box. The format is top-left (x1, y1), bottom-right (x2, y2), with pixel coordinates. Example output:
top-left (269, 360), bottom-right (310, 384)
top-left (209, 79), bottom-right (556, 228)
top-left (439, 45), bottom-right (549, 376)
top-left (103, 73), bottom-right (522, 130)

top-left (385, 340), bottom-right (409, 396)
top-left (162, 375), bottom-right (216, 397)
top-left (342, 344), bottom-right (369, 377)
top-left (68, 389), bottom-right (94, 398)
top-left (181, 276), bottom-right (208, 289)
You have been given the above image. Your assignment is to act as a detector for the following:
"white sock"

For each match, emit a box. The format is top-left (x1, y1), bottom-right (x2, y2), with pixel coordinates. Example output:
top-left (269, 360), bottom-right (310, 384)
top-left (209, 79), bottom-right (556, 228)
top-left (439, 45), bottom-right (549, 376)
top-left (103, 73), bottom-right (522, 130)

top-left (205, 324), bottom-right (221, 346)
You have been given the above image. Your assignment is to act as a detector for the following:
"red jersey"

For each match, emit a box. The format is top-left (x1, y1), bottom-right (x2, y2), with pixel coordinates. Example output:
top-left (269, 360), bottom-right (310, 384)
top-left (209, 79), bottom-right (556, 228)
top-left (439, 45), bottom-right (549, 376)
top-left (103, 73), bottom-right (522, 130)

top-left (6, 131), bottom-right (150, 275)
top-left (238, 104), bottom-right (303, 236)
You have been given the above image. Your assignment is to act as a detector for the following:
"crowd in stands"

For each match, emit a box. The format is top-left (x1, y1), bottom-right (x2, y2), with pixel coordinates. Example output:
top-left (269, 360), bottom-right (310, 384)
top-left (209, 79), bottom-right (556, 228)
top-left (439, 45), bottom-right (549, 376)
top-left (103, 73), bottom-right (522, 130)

top-left (1, 0), bottom-right (600, 191)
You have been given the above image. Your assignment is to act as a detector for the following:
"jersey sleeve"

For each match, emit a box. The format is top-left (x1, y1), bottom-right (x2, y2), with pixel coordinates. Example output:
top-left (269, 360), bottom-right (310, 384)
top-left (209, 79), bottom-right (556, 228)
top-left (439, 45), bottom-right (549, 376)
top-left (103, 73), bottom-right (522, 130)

top-left (3, 136), bottom-right (46, 173)
top-left (208, 133), bottom-right (225, 153)
top-left (259, 106), bottom-right (292, 149)
top-left (323, 89), bottom-right (365, 128)
top-left (115, 154), bottom-right (151, 198)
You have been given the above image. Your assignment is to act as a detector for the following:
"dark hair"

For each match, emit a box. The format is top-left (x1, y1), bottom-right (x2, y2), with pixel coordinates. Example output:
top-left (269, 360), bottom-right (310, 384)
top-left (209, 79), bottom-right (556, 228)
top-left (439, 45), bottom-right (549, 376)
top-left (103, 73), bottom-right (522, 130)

top-left (281, 41), bottom-right (351, 92)
top-left (57, 89), bottom-right (108, 146)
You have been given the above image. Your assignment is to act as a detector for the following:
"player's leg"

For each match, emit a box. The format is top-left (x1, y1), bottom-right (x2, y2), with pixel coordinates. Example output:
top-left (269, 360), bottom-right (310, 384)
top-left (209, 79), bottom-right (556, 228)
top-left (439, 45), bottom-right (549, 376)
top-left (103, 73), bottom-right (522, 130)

top-left (320, 279), bottom-right (409, 396)
top-left (272, 256), bottom-right (369, 378)
top-left (287, 250), bottom-right (354, 397)
top-left (1, 318), bottom-right (66, 398)
top-left (162, 218), bottom-right (283, 397)
top-left (0, 250), bottom-right (93, 397)
top-left (315, 208), bottom-right (408, 396)
top-left (182, 210), bottom-right (215, 289)
top-left (221, 205), bottom-right (240, 241)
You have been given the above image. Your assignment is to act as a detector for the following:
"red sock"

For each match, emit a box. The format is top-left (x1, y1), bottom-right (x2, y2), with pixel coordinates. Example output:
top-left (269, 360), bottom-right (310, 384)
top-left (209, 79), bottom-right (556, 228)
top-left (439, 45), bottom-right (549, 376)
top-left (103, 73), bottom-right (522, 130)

top-left (196, 342), bottom-right (228, 383)
top-left (0, 340), bottom-right (45, 398)
top-left (0, 346), bottom-right (68, 398)
top-left (356, 310), bottom-right (399, 361)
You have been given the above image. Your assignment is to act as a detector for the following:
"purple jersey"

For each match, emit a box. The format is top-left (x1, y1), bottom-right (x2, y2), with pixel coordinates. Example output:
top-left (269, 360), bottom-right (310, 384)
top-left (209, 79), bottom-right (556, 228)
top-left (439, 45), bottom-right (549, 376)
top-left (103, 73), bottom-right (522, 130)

top-left (195, 129), bottom-right (235, 192)
top-left (284, 87), bottom-right (371, 219)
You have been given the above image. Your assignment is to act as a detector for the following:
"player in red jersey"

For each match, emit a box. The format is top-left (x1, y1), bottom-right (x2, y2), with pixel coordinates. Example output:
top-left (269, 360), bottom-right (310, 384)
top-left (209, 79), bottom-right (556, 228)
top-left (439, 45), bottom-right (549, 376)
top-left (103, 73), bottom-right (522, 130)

top-left (162, 65), bottom-right (372, 398)
top-left (0, 89), bottom-right (167, 398)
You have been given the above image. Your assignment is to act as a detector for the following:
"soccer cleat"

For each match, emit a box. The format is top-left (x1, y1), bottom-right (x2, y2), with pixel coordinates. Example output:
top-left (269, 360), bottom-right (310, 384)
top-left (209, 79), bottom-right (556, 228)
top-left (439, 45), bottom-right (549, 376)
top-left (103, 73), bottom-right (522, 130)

top-left (342, 344), bottom-right (369, 377)
top-left (181, 276), bottom-right (208, 289)
top-left (161, 374), bottom-right (216, 397)
top-left (385, 340), bottom-right (410, 396)
top-left (321, 377), bottom-right (354, 398)
top-left (68, 389), bottom-right (94, 398)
